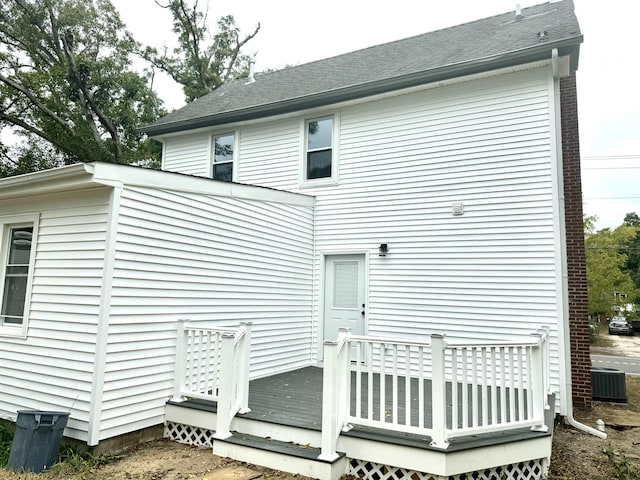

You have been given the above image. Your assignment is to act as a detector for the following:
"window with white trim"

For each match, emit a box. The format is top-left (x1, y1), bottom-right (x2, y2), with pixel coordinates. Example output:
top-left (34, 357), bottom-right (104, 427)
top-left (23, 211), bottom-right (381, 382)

top-left (302, 114), bottom-right (339, 186)
top-left (212, 132), bottom-right (235, 182)
top-left (0, 215), bottom-right (37, 334)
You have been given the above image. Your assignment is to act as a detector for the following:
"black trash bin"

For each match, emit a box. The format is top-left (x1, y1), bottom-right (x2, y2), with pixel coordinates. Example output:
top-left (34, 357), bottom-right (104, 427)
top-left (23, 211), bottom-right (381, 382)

top-left (7, 410), bottom-right (70, 473)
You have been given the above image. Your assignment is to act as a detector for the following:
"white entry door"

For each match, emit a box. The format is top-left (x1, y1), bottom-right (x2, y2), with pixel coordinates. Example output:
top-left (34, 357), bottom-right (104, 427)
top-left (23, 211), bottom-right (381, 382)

top-left (323, 254), bottom-right (366, 342)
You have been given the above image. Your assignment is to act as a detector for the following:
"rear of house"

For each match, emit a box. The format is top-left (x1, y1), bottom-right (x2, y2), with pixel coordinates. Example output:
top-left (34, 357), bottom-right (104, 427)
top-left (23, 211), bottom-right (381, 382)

top-left (150, 1), bottom-right (588, 414)
top-left (0, 1), bottom-right (593, 478)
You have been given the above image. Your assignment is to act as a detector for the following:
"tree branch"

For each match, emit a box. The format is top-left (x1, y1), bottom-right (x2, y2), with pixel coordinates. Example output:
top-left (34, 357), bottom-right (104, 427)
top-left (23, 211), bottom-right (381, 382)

top-left (60, 32), bottom-right (122, 161)
top-left (222, 22), bottom-right (260, 83)
top-left (0, 73), bottom-right (75, 136)
top-left (0, 111), bottom-right (64, 148)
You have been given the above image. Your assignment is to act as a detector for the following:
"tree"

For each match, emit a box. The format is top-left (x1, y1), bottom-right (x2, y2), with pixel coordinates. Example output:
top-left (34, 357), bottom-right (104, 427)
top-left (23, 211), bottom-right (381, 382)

top-left (585, 215), bottom-right (639, 318)
top-left (0, 138), bottom-right (65, 177)
top-left (623, 212), bottom-right (640, 227)
top-left (144, 0), bottom-right (260, 102)
top-left (0, 0), bottom-right (164, 167)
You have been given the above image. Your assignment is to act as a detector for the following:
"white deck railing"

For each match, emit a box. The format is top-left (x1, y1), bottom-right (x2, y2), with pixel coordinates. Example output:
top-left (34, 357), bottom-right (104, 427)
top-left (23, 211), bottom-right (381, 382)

top-left (172, 320), bottom-right (252, 439)
top-left (319, 328), bottom-right (550, 460)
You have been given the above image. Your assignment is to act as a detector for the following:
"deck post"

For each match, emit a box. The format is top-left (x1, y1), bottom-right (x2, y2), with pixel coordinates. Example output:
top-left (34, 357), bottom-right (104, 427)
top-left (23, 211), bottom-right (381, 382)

top-left (430, 334), bottom-right (449, 448)
top-left (213, 332), bottom-right (236, 439)
top-left (529, 332), bottom-right (548, 432)
top-left (319, 331), bottom-right (349, 462)
top-left (171, 319), bottom-right (188, 402)
top-left (237, 322), bottom-right (252, 414)
top-left (538, 327), bottom-right (551, 409)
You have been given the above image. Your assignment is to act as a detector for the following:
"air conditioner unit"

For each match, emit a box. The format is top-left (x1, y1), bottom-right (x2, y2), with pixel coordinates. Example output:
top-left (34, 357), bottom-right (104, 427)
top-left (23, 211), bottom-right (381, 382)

top-left (591, 367), bottom-right (627, 403)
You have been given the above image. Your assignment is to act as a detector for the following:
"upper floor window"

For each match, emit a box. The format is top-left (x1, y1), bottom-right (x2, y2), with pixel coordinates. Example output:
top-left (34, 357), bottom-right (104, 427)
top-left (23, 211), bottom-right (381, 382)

top-left (306, 117), bottom-right (333, 180)
top-left (213, 133), bottom-right (235, 182)
top-left (1, 215), bottom-right (38, 336)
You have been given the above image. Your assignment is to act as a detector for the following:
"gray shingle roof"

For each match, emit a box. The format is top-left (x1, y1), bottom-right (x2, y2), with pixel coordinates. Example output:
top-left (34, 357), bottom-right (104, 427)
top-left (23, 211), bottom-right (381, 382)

top-left (144, 0), bottom-right (581, 136)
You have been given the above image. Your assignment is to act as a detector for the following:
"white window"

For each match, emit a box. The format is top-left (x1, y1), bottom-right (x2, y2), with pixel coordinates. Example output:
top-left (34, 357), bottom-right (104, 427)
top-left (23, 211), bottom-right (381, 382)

top-left (0, 214), bottom-right (38, 336)
top-left (212, 132), bottom-right (235, 182)
top-left (301, 114), bottom-right (339, 187)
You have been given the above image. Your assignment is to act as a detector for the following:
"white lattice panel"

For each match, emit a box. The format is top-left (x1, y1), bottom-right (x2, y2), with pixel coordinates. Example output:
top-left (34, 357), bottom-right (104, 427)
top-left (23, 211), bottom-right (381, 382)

top-left (348, 458), bottom-right (545, 480)
top-left (164, 421), bottom-right (216, 447)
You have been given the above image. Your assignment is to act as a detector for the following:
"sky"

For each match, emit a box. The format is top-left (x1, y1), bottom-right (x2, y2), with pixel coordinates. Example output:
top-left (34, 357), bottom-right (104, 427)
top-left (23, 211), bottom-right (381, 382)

top-left (112, 0), bottom-right (639, 230)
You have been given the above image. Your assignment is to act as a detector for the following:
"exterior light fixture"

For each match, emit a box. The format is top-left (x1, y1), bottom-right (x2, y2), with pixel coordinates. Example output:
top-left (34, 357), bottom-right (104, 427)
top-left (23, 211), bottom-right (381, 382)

top-left (379, 243), bottom-right (388, 256)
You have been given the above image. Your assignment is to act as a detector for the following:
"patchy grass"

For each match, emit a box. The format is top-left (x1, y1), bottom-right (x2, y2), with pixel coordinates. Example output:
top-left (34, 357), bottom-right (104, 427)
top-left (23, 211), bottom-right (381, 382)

top-left (604, 448), bottom-right (640, 480)
top-left (627, 376), bottom-right (640, 413)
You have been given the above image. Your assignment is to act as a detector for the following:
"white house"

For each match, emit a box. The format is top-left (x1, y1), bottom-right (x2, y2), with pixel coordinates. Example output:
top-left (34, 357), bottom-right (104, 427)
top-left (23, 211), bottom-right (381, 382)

top-left (0, 1), bottom-right (595, 479)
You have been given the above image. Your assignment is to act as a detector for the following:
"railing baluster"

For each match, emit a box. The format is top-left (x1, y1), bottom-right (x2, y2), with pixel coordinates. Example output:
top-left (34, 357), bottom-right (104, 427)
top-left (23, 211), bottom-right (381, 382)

top-left (500, 347), bottom-right (506, 424)
top-left (481, 347), bottom-right (488, 427)
top-left (380, 342), bottom-right (386, 423)
top-left (356, 341), bottom-right (362, 419)
top-left (451, 347), bottom-right (458, 432)
top-left (392, 344), bottom-right (398, 425)
top-left (490, 347), bottom-right (497, 425)
top-left (472, 347), bottom-right (478, 428)
top-left (418, 345), bottom-right (425, 429)
top-left (461, 348), bottom-right (468, 429)
top-left (508, 346), bottom-right (515, 423)
top-left (368, 342), bottom-right (374, 421)
top-left (517, 346), bottom-right (524, 421)
top-left (405, 345), bottom-right (411, 426)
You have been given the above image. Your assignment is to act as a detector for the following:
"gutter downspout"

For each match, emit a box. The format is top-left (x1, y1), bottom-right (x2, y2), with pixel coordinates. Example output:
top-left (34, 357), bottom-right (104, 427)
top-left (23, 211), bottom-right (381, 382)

top-left (551, 47), bottom-right (606, 439)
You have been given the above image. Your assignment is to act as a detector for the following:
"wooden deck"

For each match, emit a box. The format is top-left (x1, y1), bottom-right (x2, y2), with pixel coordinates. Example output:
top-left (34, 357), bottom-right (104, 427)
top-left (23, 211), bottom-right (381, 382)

top-left (168, 366), bottom-right (551, 453)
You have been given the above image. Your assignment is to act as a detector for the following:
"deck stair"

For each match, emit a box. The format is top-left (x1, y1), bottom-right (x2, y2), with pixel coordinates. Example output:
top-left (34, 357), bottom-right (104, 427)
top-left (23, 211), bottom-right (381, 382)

top-left (213, 432), bottom-right (346, 480)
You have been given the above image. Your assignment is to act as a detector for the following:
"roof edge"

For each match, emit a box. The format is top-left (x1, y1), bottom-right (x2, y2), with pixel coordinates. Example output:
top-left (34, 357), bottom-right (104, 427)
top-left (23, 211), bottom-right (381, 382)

top-left (143, 35), bottom-right (582, 137)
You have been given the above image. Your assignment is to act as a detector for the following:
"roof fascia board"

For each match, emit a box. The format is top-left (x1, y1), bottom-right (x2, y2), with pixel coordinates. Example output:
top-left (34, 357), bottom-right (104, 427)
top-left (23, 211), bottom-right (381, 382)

top-left (90, 162), bottom-right (316, 207)
top-left (0, 162), bottom-right (315, 208)
top-left (144, 36), bottom-right (582, 137)
top-left (0, 163), bottom-right (98, 201)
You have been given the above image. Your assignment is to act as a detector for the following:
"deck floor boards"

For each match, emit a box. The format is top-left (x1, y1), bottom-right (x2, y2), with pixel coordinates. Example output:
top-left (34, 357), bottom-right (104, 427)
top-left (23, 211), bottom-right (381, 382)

top-left (171, 366), bottom-right (550, 452)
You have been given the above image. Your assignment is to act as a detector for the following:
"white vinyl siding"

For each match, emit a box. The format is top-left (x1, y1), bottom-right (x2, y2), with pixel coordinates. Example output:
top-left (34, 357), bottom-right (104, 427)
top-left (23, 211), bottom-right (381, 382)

top-left (162, 132), bottom-right (210, 176)
top-left (239, 119), bottom-right (301, 189)
top-left (99, 185), bottom-right (314, 441)
top-left (233, 67), bottom-right (562, 390)
top-left (0, 188), bottom-right (111, 441)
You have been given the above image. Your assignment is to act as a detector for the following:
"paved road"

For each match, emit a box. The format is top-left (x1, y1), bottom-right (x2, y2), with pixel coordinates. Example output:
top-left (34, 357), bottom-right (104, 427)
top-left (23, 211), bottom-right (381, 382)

top-left (591, 354), bottom-right (640, 376)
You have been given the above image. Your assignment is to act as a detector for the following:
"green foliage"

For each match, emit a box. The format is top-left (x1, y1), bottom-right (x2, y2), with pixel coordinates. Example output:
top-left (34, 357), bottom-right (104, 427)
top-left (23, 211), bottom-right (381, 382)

top-left (625, 230), bottom-right (640, 299)
top-left (585, 215), bottom-right (639, 318)
top-left (48, 444), bottom-right (113, 475)
top-left (623, 212), bottom-right (640, 228)
top-left (0, 139), bottom-right (66, 177)
top-left (0, 0), bottom-right (165, 168)
top-left (143, 0), bottom-right (260, 102)
top-left (0, 421), bottom-right (14, 467)
top-left (604, 448), bottom-right (640, 480)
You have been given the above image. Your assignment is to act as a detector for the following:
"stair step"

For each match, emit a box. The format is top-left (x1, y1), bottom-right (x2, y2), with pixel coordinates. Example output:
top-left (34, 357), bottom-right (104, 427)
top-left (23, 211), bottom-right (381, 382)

top-left (218, 432), bottom-right (343, 463)
top-left (213, 432), bottom-right (347, 480)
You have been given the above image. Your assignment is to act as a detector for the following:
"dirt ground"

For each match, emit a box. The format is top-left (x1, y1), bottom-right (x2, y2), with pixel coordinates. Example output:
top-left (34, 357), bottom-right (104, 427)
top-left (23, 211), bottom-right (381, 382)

top-left (1, 334), bottom-right (639, 480)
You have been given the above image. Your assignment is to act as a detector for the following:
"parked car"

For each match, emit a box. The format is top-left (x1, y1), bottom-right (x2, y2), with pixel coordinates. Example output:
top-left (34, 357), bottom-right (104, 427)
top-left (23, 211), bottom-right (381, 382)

top-left (608, 316), bottom-right (635, 336)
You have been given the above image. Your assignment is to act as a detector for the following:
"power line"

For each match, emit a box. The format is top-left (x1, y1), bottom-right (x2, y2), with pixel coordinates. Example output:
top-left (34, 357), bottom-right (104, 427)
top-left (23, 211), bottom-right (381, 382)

top-left (584, 197), bottom-right (640, 200)
top-left (582, 155), bottom-right (640, 161)
top-left (582, 166), bottom-right (640, 170)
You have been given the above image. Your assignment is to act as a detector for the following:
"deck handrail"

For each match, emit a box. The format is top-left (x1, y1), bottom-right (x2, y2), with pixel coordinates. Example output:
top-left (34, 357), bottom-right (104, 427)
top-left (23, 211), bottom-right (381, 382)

top-left (319, 327), bottom-right (550, 459)
top-left (172, 320), bottom-right (252, 439)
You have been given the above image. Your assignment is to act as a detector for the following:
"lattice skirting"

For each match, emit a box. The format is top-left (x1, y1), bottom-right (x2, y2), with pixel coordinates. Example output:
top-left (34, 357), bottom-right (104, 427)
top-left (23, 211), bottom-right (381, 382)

top-left (348, 458), bottom-right (547, 480)
top-left (165, 421), bottom-right (216, 447)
